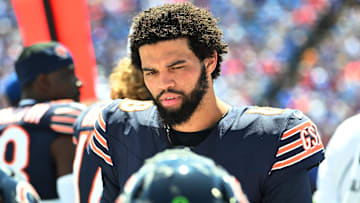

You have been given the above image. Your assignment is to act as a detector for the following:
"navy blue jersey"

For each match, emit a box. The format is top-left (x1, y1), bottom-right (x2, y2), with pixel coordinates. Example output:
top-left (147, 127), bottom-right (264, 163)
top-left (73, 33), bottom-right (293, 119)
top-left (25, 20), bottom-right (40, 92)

top-left (90, 99), bottom-right (325, 203)
top-left (0, 99), bottom-right (85, 200)
top-left (73, 101), bottom-right (110, 203)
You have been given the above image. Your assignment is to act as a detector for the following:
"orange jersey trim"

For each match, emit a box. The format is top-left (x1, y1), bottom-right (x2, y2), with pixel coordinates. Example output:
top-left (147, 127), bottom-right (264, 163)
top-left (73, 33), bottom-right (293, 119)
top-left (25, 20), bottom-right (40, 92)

top-left (281, 121), bottom-right (312, 140)
top-left (54, 107), bottom-right (82, 116)
top-left (93, 129), bottom-right (108, 150)
top-left (80, 105), bottom-right (104, 128)
top-left (271, 143), bottom-right (323, 171)
top-left (72, 136), bottom-right (78, 145)
top-left (89, 136), bottom-right (113, 166)
top-left (276, 139), bottom-right (303, 157)
top-left (88, 167), bottom-right (102, 202)
top-left (50, 124), bottom-right (74, 134)
top-left (97, 113), bottom-right (106, 132)
top-left (51, 115), bottom-right (77, 124)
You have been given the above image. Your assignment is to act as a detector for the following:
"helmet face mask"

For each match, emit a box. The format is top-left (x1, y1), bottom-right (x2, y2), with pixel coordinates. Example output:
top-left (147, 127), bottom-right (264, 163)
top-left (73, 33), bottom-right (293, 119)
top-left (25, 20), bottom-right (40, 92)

top-left (118, 148), bottom-right (248, 203)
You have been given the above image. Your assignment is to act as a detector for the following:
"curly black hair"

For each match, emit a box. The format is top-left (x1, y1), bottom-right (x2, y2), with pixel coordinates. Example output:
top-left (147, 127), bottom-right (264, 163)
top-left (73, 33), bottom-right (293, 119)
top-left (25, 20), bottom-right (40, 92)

top-left (129, 2), bottom-right (228, 80)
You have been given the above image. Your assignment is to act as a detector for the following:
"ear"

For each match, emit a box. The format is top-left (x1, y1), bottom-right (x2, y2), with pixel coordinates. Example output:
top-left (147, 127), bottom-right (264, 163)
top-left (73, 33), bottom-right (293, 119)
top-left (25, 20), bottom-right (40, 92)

top-left (203, 50), bottom-right (218, 75)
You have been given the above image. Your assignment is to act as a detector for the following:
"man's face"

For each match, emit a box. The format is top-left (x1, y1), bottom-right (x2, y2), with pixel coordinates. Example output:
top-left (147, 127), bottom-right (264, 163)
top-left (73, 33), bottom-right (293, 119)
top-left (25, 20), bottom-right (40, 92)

top-left (47, 64), bottom-right (82, 102)
top-left (139, 38), bottom-right (209, 125)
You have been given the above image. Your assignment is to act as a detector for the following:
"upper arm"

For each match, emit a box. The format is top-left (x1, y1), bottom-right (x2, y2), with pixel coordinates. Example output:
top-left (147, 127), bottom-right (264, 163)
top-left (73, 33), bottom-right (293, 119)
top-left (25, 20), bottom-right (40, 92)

top-left (271, 112), bottom-right (324, 173)
top-left (50, 134), bottom-right (75, 177)
top-left (47, 103), bottom-right (84, 177)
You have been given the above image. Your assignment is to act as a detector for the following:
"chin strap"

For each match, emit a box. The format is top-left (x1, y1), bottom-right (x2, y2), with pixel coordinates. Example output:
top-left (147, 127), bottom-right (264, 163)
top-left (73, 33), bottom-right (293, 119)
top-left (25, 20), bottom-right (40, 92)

top-left (56, 174), bottom-right (74, 203)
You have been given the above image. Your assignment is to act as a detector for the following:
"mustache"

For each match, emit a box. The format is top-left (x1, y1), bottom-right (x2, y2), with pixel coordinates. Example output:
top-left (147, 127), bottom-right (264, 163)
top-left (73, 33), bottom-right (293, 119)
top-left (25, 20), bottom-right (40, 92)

top-left (156, 89), bottom-right (185, 101)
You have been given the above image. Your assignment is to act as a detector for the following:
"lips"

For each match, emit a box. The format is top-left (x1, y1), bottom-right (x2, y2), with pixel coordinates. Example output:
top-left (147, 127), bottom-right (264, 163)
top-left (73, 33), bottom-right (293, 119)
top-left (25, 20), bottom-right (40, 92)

top-left (159, 94), bottom-right (181, 107)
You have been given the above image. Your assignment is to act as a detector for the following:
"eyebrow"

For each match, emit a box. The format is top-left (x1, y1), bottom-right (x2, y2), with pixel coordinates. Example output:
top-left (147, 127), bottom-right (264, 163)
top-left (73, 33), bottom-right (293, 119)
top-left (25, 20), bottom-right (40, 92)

top-left (142, 67), bottom-right (154, 72)
top-left (142, 60), bottom-right (187, 71)
top-left (166, 60), bottom-right (186, 68)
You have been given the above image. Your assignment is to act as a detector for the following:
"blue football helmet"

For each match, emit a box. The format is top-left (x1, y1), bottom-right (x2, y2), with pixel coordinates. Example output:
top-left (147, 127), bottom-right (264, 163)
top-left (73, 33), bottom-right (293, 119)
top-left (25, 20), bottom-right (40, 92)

top-left (117, 148), bottom-right (248, 203)
top-left (0, 165), bottom-right (40, 203)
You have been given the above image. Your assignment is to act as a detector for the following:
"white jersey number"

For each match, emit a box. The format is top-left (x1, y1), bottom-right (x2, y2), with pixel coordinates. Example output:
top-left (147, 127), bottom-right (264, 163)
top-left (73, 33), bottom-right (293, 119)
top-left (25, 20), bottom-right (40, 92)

top-left (0, 125), bottom-right (30, 181)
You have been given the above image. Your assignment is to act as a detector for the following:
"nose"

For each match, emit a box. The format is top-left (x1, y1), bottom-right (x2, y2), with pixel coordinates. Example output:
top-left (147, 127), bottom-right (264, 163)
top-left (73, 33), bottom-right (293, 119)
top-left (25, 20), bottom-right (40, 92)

top-left (158, 71), bottom-right (175, 90)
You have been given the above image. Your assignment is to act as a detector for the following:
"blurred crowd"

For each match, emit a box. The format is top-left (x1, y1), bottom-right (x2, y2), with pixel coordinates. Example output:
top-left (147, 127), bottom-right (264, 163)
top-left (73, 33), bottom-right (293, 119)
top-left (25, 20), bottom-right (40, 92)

top-left (0, 0), bottom-right (359, 145)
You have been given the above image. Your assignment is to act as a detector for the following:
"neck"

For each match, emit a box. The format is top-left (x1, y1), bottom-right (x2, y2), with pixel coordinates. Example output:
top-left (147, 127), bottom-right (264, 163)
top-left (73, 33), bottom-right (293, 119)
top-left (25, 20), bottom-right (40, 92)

top-left (21, 93), bottom-right (45, 103)
top-left (171, 89), bottom-right (230, 132)
top-left (21, 90), bottom-right (53, 103)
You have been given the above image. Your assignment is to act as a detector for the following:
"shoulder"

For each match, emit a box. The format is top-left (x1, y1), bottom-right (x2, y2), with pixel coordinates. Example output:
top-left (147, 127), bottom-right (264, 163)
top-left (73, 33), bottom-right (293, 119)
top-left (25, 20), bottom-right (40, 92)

top-left (47, 99), bottom-right (85, 118)
top-left (0, 107), bottom-right (13, 115)
top-left (26, 99), bottom-right (85, 121)
top-left (74, 100), bottom-right (110, 133)
top-left (0, 107), bottom-right (14, 124)
top-left (90, 99), bottom-right (156, 166)
top-left (243, 106), bottom-right (303, 121)
top-left (235, 106), bottom-right (306, 137)
top-left (92, 99), bottom-right (156, 148)
top-left (234, 106), bottom-right (324, 173)
top-left (261, 107), bottom-right (325, 173)
top-left (37, 100), bottom-right (86, 134)
top-left (100, 99), bottom-right (155, 127)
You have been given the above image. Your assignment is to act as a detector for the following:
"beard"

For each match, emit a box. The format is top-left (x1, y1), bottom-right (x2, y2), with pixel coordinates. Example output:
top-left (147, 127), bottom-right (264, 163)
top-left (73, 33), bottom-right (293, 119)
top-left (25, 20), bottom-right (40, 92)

top-left (151, 63), bottom-right (209, 126)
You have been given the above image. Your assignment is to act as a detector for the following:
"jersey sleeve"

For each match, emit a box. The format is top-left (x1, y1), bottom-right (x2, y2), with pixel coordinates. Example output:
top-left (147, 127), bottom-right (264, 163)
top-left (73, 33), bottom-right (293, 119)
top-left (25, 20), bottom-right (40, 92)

top-left (88, 102), bottom-right (120, 202)
top-left (89, 109), bottom-right (113, 166)
top-left (259, 110), bottom-right (324, 202)
top-left (48, 102), bottom-right (85, 135)
top-left (73, 101), bottom-right (108, 144)
top-left (270, 110), bottom-right (325, 174)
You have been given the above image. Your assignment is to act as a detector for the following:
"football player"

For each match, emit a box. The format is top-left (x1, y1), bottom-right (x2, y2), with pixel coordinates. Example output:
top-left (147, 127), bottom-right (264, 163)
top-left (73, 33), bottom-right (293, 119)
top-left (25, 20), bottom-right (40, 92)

top-left (72, 57), bottom-right (150, 203)
top-left (314, 114), bottom-right (360, 203)
top-left (90, 3), bottom-right (325, 202)
top-left (0, 42), bottom-right (85, 202)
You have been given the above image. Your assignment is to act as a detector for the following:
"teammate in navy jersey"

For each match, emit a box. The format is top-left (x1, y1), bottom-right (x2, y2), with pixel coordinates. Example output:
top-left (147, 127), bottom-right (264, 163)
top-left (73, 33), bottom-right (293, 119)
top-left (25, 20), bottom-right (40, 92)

top-left (0, 42), bottom-right (85, 202)
top-left (72, 57), bottom-right (150, 203)
top-left (0, 165), bottom-right (40, 203)
top-left (90, 3), bottom-right (325, 202)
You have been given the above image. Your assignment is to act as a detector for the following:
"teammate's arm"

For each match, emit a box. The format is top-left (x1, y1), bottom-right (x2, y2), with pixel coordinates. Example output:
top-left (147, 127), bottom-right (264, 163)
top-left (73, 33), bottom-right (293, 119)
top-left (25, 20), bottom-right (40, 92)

top-left (51, 134), bottom-right (75, 203)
